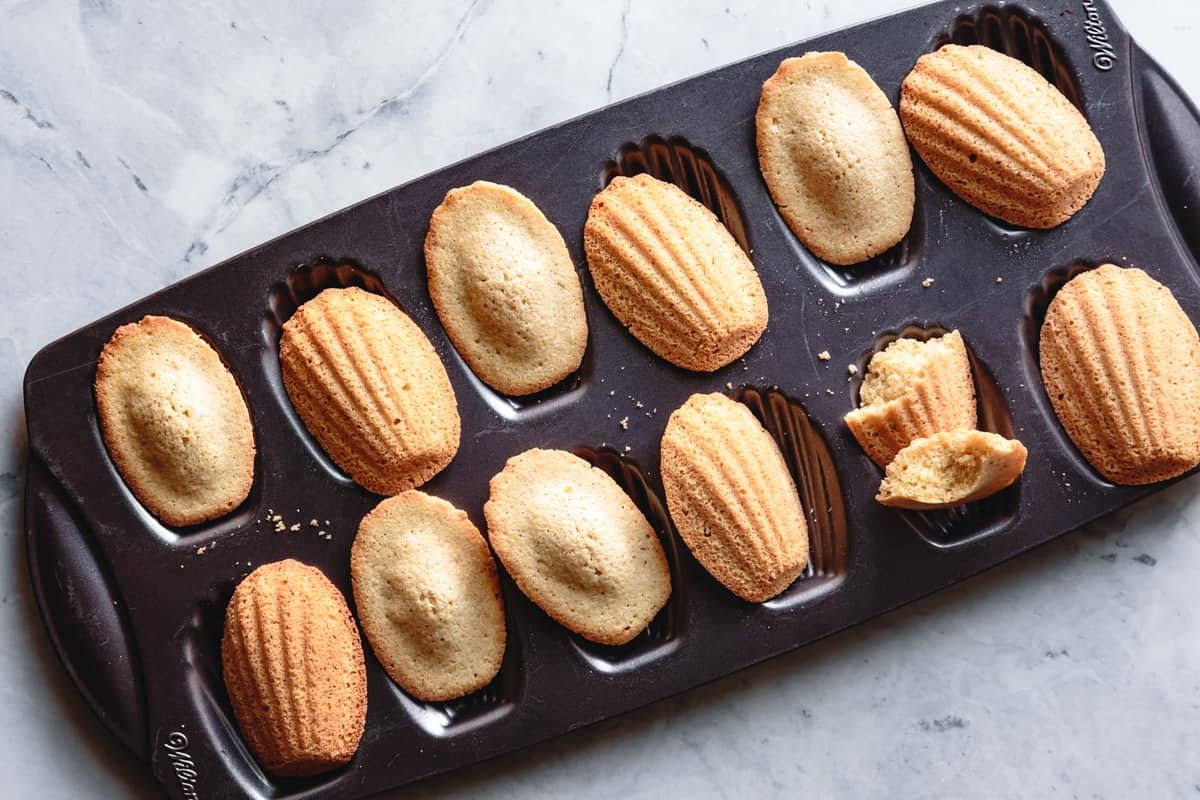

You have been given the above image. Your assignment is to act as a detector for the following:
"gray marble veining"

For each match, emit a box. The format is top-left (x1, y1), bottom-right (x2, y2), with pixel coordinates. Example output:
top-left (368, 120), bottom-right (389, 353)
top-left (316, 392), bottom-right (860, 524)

top-left (3, 1), bottom-right (1198, 797)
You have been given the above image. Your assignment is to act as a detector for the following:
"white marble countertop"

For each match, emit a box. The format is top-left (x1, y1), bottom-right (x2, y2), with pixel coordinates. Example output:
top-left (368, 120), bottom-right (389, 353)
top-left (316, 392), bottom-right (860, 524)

top-left (3, 1), bottom-right (1199, 797)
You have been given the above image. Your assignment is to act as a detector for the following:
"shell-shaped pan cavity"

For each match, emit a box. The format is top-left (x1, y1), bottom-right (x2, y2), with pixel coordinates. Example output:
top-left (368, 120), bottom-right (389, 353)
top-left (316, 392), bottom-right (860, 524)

top-left (263, 260), bottom-right (394, 342)
top-left (602, 134), bottom-right (751, 255)
top-left (736, 387), bottom-right (848, 609)
top-left (260, 262), bottom-right (411, 488)
top-left (568, 446), bottom-right (686, 673)
top-left (850, 325), bottom-right (1019, 548)
top-left (934, 5), bottom-right (1084, 111)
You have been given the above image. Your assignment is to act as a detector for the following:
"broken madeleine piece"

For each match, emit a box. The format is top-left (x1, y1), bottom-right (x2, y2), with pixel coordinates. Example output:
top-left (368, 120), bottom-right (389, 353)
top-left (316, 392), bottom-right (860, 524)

top-left (876, 430), bottom-right (1027, 510)
top-left (844, 331), bottom-right (976, 466)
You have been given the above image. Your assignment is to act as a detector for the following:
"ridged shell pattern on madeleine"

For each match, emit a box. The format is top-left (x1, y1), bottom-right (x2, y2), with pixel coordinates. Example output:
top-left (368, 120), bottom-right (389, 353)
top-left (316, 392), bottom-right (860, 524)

top-left (484, 448), bottom-right (671, 646)
top-left (425, 181), bottom-right (588, 396)
top-left (756, 51), bottom-right (915, 265)
top-left (279, 286), bottom-right (460, 495)
top-left (661, 393), bottom-right (809, 603)
top-left (221, 559), bottom-right (367, 778)
top-left (900, 44), bottom-right (1104, 228)
top-left (351, 490), bottom-right (506, 702)
top-left (844, 330), bottom-right (976, 467)
top-left (94, 315), bottom-right (256, 527)
top-left (1040, 264), bottom-right (1200, 484)
top-left (583, 173), bottom-right (768, 372)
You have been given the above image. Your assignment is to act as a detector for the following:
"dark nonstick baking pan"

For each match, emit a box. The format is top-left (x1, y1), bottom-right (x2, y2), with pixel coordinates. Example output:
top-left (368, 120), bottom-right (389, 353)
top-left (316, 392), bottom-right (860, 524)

top-left (22, 0), bottom-right (1200, 797)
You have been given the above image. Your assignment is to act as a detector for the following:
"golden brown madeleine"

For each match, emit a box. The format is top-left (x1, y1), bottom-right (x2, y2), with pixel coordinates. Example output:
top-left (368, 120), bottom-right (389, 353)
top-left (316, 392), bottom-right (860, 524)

top-left (875, 430), bottom-right (1027, 510)
top-left (661, 393), bottom-right (809, 603)
top-left (844, 331), bottom-right (976, 466)
top-left (94, 315), bottom-right (255, 526)
top-left (425, 181), bottom-right (588, 395)
top-left (483, 449), bottom-right (671, 645)
top-left (756, 51), bottom-right (915, 265)
top-left (221, 559), bottom-right (367, 777)
top-left (1040, 264), bottom-right (1200, 484)
top-left (279, 287), bottom-right (460, 495)
top-left (583, 173), bottom-right (768, 371)
top-left (900, 44), bottom-right (1104, 228)
top-left (351, 491), bottom-right (506, 702)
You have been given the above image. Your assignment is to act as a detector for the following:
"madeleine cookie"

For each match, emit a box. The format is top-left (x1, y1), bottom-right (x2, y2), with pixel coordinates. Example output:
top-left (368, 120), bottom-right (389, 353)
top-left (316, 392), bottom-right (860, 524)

top-left (844, 331), bottom-right (976, 466)
top-left (279, 287), bottom-right (460, 495)
top-left (351, 491), bottom-right (506, 702)
top-left (1040, 264), bottom-right (1200, 484)
top-left (876, 430), bottom-right (1027, 509)
top-left (661, 393), bottom-right (809, 602)
top-left (94, 315), bottom-right (255, 527)
top-left (900, 44), bottom-right (1104, 228)
top-left (426, 181), bottom-right (588, 396)
top-left (583, 173), bottom-right (768, 371)
top-left (221, 560), bottom-right (367, 778)
top-left (757, 52), bottom-right (914, 265)
top-left (483, 449), bottom-right (671, 645)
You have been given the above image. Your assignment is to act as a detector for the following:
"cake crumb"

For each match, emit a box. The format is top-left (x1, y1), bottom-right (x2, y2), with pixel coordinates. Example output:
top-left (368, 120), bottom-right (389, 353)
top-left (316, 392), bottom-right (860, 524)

top-left (726, 382), bottom-right (734, 390)
top-left (619, 416), bottom-right (629, 430)
top-left (195, 546), bottom-right (207, 556)
top-left (309, 518), bottom-right (318, 528)
top-left (921, 277), bottom-right (934, 288)
top-left (817, 350), bottom-right (831, 361)
top-left (289, 523), bottom-right (300, 532)
top-left (274, 521), bottom-right (286, 532)
top-left (847, 364), bottom-right (858, 375)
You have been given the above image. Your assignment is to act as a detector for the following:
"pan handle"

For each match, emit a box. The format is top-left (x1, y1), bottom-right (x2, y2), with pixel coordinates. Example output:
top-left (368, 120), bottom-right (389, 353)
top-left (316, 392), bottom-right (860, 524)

top-left (1134, 45), bottom-right (1200, 273)
top-left (24, 455), bottom-right (148, 761)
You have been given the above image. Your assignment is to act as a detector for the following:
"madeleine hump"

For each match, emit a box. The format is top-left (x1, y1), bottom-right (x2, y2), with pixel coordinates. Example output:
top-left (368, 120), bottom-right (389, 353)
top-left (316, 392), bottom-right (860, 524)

top-left (661, 393), bottom-right (809, 603)
top-left (425, 181), bottom-right (588, 396)
top-left (221, 559), bottom-right (367, 778)
top-left (583, 173), bottom-right (768, 372)
top-left (756, 51), bottom-right (914, 265)
top-left (900, 44), bottom-right (1105, 228)
top-left (279, 286), bottom-right (460, 495)
top-left (94, 315), bottom-right (255, 527)
top-left (483, 448), bottom-right (671, 645)
top-left (351, 491), bottom-right (506, 702)
top-left (844, 330), bottom-right (977, 467)
top-left (1040, 264), bottom-right (1200, 484)
top-left (875, 430), bottom-right (1027, 510)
